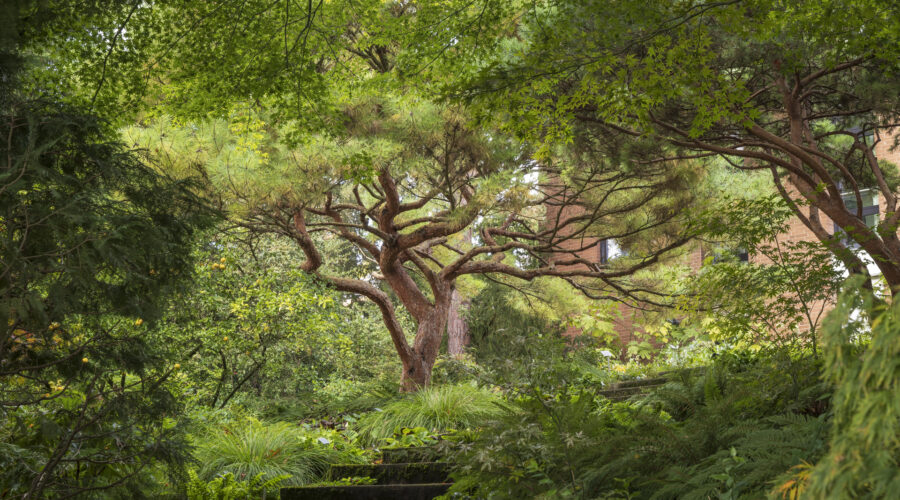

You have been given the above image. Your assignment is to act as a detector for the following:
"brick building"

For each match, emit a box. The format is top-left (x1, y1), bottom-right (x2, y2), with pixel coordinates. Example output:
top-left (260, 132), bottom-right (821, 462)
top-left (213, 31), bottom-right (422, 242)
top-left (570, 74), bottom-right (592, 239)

top-left (550, 134), bottom-right (900, 351)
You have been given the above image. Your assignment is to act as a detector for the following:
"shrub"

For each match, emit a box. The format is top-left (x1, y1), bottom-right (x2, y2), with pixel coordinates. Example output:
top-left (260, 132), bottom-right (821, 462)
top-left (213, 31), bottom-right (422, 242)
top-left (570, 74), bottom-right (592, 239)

top-left (186, 470), bottom-right (288, 500)
top-left (447, 352), bottom-right (830, 499)
top-left (806, 279), bottom-right (900, 498)
top-left (261, 377), bottom-right (400, 422)
top-left (355, 383), bottom-right (507, 445)
top-left (196, 419), bottom-right (363, 486)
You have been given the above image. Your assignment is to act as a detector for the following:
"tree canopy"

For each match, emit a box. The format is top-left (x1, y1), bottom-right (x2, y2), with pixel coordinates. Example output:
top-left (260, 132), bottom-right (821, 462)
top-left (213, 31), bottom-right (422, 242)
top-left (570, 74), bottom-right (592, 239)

top-left (93, 1), bottom-right (705, 388)
top-left (451, 0), bottom-right (900, 294)
top-left (7, 0), bottom-right (900, 498)
top-left (1, 98), bottom-right (215, 499)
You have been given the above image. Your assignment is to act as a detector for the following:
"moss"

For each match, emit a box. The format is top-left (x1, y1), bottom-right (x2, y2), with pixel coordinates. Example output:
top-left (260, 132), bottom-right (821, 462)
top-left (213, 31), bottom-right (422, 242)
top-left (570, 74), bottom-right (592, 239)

top-left (280, 483), bottom-right (451, 500)
top-left (328, 463), bottom-right (450, 484)
top-left (380, 446), bottom-right (442, 464)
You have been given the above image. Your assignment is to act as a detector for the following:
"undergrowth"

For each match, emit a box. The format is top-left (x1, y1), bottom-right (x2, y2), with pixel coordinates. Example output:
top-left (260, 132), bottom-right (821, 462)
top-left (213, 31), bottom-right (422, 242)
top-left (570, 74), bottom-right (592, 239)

top-left (355, 383), bottom-right (507, 446)
top-left (446, 351), bottom-right (830, 499)
top-left (195, 419), bottom-right (364, 486)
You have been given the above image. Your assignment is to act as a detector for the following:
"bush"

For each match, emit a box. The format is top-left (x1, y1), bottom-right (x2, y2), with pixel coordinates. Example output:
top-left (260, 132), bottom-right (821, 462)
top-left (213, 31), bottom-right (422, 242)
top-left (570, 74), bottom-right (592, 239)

top-left (0, 98), bottom-right (214, 499)
top-left (806, 279), bottom-right (900, 498)
top-left (355, 383), bottom-right (507, 445)
top-left (260, 377), bottom-right (400, 422)
top-left (155, 234), bottom-right (403, 412)
top-left (196, 419), bottom-right (363, 486)
top-left (447, 351), bottom-right (829, 499)
top-left (186, 470), bottom-right (288, 500)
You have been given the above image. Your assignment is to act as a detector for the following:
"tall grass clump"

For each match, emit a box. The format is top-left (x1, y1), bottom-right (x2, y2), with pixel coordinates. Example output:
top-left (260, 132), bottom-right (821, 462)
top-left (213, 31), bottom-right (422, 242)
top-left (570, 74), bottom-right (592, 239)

top-left (356, 383), bottom-right (507, 445)
top-left (196, 419), bottom-right (361, 486)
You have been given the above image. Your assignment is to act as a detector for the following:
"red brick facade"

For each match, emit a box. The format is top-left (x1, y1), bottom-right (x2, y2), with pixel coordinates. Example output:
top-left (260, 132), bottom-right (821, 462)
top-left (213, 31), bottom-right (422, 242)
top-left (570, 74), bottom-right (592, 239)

top-left (553, 134), bottom-right (900, 351)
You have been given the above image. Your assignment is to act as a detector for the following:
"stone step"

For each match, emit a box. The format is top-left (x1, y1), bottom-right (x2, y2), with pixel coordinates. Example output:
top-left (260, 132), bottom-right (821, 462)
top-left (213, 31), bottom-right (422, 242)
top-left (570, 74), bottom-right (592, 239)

top-left (605, 376), bottom-right (669, 390)
top-left (329, 462), bottom-right (451, 485)
top-left (281, 483), bottom-right (452, 500)
top-left (600, 368), bottom-right (708, 401)
top-left (599, 380), bottom-right (668, 402)
top-left (380, 446), bottom-right (440, 464)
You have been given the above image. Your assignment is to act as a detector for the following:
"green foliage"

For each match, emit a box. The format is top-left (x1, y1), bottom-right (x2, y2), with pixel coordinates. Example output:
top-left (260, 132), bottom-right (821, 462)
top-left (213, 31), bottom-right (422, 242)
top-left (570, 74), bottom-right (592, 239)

top-left (448, 352), bottom-right (829, 499)
top-left (6, 0), bottom-right (165, 116)
top-left (381, 427), bottom-right (442, 449)
top-left (0, 96), bottom-right (214, 498)
top-left (465, 279), bottom-right (567, 362)
top-left (461, 276), bottom-right (702, 388)
top-left (453, 0), bottom-right (900, 293)
top-left (265, 378), bottom-right (402, 423)
top-left (469, 309), bottom-right (619, 397)
top-left (462, 278), bottom-right (620, 390)
top-left (13, 4), bottom-right (900, 500)
top-left (155, 233), bottom-right (399, 411)
top-left (196, 419), bottom-right (364, 487)
top-left (309, 476), bottom-right (377, 487)
top-left (456, 0), bottom-right (900, 149)
top-left (116, 0), bottom-right (706, 390)
top-left (186, 469), bottom-right (288, 500)
top-left (805, 278), bottom-right (900, 498)
top-left (356, 384), bottom-right (506, 446)
top-left (680, 195), bottom-right (843, 354)
top-left (1, 99), bottom-right (211, 350)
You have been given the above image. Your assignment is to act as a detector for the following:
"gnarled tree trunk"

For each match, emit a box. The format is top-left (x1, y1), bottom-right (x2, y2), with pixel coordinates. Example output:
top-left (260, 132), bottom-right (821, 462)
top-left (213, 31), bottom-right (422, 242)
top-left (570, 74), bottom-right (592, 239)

top-left (400, 291), bottom-right (452, 391)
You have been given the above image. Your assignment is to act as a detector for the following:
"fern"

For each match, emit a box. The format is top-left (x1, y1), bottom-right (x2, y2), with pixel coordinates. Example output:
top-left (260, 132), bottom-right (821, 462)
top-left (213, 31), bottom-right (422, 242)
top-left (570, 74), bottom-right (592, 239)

top-left (186, 469), bottom-right (289, 500)
top-left (448, 352), bottom-right (829, 499)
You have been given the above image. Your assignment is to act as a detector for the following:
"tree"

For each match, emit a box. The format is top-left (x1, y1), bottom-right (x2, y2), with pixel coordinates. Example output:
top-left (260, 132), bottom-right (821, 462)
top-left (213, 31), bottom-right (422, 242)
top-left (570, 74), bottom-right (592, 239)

top-left (127, 90), bottom-right (699, 390)
top-left (452, 0), bottom-right (900, 297)
top-left (0, 3), bottom-right (221, 497)
top-left (0, 98), bottom-right (214, 498)
top-left (682, 195), bottom-right (843, 355)
top-left (62, 0), bottom-right (701, 390)
top-left (155, 232), bottom-right (401, 409)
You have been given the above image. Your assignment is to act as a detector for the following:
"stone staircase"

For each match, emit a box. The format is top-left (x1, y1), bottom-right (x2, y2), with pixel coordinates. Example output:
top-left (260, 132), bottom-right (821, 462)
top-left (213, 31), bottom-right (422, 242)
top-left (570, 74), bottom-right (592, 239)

top-left (598, 368), bottom-right (705, 402)
top-left (598, 376), bottom-right (669, 402)
top-left (281, 447), bottom-right (451, 500)
top-left (283, 370), bottom-right (701, 498)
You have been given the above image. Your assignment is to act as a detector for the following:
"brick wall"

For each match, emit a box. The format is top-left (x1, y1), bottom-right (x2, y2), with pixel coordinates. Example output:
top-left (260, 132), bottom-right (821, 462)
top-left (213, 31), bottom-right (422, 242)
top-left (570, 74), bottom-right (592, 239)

top-left (875, 132), bottom-right (900, 168)
top-left (544, 186), bottom-right (643, 347)
top-left (543, 191), bottom-right (605, 271)
top-left (551, 132), bottom-right (900, 348)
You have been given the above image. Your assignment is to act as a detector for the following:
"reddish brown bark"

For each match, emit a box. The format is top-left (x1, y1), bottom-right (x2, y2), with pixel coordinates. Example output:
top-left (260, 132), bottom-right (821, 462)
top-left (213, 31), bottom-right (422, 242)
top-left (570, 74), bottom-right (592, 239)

top-left (400, 290), bottom-right (452, 391)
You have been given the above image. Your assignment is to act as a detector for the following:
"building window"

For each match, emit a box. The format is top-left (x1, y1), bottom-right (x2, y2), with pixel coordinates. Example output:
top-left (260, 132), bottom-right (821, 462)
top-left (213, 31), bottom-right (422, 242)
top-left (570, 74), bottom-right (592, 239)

top-left (598, 239), bottom-right (609, 265)
top-left (710, 246), bottom-right (749, 264)
top-left (835, 189), bottom-right (879, 243)
top-left (597, 239), bottom-right (626, 265)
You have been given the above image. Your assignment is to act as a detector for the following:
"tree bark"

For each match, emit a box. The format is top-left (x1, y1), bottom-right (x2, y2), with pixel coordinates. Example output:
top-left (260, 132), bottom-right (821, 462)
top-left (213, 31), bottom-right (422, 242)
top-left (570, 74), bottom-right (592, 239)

top-left (447, 287), bottom-right (470, 356)
top-left (400, 351), bottom-right (431, 391)
top-left (400, 293), bottom-right (452, 391)
top-left (400, 318), bottom-right (449, 392)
